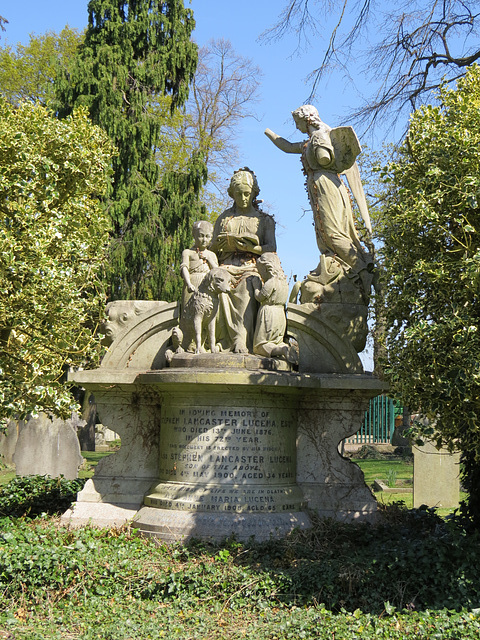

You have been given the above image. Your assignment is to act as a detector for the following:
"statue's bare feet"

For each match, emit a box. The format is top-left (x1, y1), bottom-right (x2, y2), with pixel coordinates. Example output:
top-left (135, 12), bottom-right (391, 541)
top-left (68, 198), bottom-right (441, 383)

top-left (195, 345), bottom-right (206, 354)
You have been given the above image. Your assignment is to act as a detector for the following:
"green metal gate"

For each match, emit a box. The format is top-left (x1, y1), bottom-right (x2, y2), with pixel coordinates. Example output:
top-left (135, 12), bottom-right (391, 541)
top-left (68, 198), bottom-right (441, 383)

top-left (346, 394), bottom-right (401, 444)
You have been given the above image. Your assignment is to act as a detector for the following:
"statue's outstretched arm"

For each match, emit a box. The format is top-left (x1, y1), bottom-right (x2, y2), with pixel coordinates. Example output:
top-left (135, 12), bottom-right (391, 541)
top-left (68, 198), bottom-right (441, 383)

top-left (264, 129), bottom-right (303, 154)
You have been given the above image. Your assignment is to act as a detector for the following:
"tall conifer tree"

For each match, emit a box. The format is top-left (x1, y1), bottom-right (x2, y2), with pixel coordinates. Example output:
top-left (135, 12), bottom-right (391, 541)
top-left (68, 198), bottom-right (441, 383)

top-left (56, 0), bottom-right (207, 301)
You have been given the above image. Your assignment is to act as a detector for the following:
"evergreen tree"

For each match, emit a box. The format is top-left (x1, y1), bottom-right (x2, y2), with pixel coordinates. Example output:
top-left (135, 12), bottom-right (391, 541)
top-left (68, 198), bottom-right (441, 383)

top-left (55, 0), bottom-right (207, 301)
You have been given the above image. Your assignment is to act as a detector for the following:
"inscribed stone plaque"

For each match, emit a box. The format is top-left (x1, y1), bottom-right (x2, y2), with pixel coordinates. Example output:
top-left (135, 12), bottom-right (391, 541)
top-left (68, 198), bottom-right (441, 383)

top-left (144, 400), bottom-right (305, 513)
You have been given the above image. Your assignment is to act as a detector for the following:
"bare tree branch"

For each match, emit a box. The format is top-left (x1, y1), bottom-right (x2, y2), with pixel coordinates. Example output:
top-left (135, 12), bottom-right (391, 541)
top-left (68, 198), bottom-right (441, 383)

top-left (263, 0), bottom-right (480, 133)
top-left (185, 39), bottom-right (262, 196)
top-left (260, 0), bottom-right (319, 50)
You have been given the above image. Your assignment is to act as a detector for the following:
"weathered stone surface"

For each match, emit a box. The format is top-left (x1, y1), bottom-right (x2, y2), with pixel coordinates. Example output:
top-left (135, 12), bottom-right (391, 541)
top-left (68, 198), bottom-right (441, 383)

top-left (265, 105), bottom-right (374, 357)
top-left (180, 220), bottom-right (218, 314)
top-left (413, 440), bottom-right (460, 509)
top-left (62, 502), bottom-right (137, 528)
top-left (211, 168), bottom-right (276, 354)
top-left (287, 303), bottom-right (364, 374)
top-left (60, 126), bottom-right (385, 543)
top-left (296, 391), bottom-right (377, 520)
top-left (102, 300), bottom-right (168, 347)
top-left (13, 413), bottom-right (84, 479)
top-left (101, 301), bottom-right (178, 370)
top-left (139, 385), bottom-right (306, 539)
top-left (65, 368), bottom-right (385, 539)
top-left (175, 267), bottom-right (232, 354)
top-left (289, 256), bottom-right (370, 353)
top-left (67, 387), bottom-right (161, 515)
top-left (253, 253), bottom-right (295, 362)
top-left (169, 351), bottom-right (291, 371)
top-left (133, 508), bottom-right (310, 543)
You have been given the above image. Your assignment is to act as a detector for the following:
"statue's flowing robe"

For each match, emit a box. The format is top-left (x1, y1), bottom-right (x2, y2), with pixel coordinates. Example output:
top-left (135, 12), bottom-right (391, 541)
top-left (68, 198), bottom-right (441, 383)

top-left (212, 208), bottom-right (276, 352)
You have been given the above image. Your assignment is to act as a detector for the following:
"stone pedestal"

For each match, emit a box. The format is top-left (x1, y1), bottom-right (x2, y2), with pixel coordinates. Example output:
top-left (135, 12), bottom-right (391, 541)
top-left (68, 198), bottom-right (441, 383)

top-left (135, 376), bottom-right (307, 541)
top-left (297, 390), bottom-right (378, 520)
top-left (63, 367), bottom-right (384, 542)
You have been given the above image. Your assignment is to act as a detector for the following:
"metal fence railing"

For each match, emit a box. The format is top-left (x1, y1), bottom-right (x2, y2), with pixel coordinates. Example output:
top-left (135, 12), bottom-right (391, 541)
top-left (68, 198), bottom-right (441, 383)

top-left (346, 394), bottom-right (401, 445)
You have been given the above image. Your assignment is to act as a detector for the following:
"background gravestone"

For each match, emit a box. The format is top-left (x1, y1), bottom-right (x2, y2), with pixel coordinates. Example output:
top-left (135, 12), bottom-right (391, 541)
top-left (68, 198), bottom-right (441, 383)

top-left (0, 420), bottom-right (21, 466)
top-left (413, 440), bottom-right (460, 508)
top-left (13, 413), bottom-right (84, 480)
top-left (95, 424), bottom-right (120, 450)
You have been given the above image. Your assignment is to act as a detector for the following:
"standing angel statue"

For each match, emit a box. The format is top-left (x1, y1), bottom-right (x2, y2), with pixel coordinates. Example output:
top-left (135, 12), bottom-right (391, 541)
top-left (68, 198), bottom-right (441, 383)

top-left (265, 105), bottom-right (374, 303)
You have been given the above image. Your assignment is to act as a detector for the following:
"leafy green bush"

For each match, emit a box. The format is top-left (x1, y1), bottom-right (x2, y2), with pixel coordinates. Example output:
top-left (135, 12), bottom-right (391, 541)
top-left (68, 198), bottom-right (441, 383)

top-left (1, 507), bottom-right (480, 638)
top-left (234, 506), bottom-right (480, 613)
top-left (1, 503), bottom-right (479, 615)
top-left (379, 65), bottom-right (480, 527)
top-left (0, 475), bottom-right (85, 518)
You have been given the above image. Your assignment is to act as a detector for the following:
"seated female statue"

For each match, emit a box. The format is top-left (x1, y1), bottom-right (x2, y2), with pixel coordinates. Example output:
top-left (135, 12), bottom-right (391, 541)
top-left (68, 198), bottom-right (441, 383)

top-left (211, 168), bottom-right (276, 353)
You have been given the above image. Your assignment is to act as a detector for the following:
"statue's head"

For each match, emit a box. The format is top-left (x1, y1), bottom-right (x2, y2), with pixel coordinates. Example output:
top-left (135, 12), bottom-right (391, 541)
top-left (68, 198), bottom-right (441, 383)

top-left (171, 326), bottom-right (182, 349)
top-left (292, 105), bottom-right (323, 132)
top-left (228, 167), bottom-right (260, 210)
top-left (102, 301), bottom-right (156, 345)
top-left (256, 252), bottom-right (285, 280)
top-left (192, 220), bottom-right (213, 249)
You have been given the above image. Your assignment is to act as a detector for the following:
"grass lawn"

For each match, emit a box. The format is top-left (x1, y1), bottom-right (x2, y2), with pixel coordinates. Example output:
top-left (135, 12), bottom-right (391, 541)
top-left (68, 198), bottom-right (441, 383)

top-left (354, 456), bottom-right (466, 513)
top-left (0, 468), bottom-right (15, 486)
top-left (355, 458), bottom-right (415, 507)
top-left (355, 458), bottom-right (413, 486)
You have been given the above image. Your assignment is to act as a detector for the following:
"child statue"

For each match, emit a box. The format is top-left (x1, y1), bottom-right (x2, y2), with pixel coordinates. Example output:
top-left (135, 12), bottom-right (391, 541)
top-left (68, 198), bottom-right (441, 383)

top-left (253, 253), bottom-right (297, 363)
top-left (180, 220), bottom-right (218, 311)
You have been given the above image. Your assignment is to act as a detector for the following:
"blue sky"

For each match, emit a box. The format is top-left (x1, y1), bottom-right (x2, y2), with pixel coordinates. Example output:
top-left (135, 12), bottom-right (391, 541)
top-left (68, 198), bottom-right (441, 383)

top-left (3, 0), bottom-right (379, 366)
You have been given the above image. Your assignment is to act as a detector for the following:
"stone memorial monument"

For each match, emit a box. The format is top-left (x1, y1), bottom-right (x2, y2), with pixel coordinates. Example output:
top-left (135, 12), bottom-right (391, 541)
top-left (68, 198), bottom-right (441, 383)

top-left (64, 115), bottom-right (385, 542)
top-left (0, 420), bottom-right (20, 466)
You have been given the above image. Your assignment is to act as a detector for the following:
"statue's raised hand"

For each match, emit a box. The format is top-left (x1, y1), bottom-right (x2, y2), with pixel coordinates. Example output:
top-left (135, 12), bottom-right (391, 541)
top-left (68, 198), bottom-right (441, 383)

top-left (264, 128), bottom-right (277, 142)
